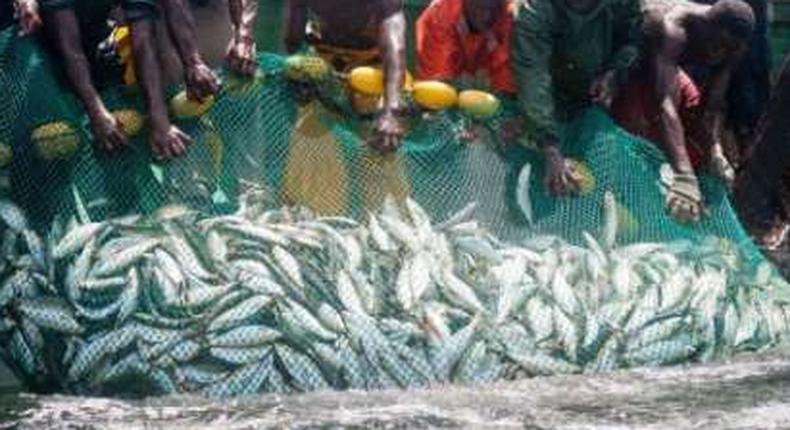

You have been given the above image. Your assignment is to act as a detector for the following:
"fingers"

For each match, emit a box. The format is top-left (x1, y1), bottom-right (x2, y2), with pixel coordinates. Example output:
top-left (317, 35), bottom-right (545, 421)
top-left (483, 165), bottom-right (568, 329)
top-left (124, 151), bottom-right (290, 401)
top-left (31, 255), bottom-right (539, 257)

top-left (112, 118), bottom-right (129, 148)
top-left (108, 131), bottom-right (127, 152)
top-left (187, 70), bottom-right (221, 101)
top-left (172, 128), bottom-right (192, 157)
top-left (187, 85), bottom-right (203, 102)
top-left (546, 173), bottom-right (566, 196)
top-left (226, 46), bottom-right (258, 77)
top-left (668, 197), bottom-right (690, 223)
top-left (667, 195), bottom-right (702, 224)
top-left (242, 58), bottom-right (257, 76)
top-left (151, 140), bottom-right (166, 161)
top-left (381, 134), bottom-right (397, 153)
top-left (150, 127), bottom-right (192, 161)
top-left (369, 131), bottom-right (402, 154)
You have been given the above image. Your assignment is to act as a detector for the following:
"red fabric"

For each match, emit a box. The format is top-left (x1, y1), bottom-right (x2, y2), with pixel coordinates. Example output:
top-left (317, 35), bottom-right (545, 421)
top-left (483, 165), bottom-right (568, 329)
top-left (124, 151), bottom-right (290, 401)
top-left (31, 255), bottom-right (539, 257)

top-left (612, 70), bottom-right (707, 169)
top-left (415, 0), bottom-right (516, 94)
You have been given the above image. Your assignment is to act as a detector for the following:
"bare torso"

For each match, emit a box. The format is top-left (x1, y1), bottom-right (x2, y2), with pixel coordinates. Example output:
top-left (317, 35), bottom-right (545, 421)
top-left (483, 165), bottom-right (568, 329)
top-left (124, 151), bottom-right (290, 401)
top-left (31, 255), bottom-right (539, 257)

top-left (642, 0), bottom-right (710, 64)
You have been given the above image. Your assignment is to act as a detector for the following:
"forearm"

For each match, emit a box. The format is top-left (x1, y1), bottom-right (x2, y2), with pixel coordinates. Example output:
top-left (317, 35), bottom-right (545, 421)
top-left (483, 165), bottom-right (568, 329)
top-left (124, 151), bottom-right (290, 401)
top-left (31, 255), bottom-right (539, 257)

top-left (47, 10), bottom-right (104, 117)
top-left (380, 12), bottom-right (406, 113)
top-left (705, 68), bottom-right (732, 114)
top-left (131, 20), bottom-right (169, 131)
top-left (659, 104), bottom-right (694, 174)
top-left (228, 0), bottom-right (258, 43)
top-left (160, 0), bottom-right (202, 67)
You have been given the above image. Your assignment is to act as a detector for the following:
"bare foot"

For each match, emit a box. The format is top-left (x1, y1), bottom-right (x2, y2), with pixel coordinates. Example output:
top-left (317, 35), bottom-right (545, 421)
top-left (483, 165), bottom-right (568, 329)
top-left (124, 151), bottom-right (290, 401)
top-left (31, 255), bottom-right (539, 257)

top-left (90, 109), bottom-right (128, 153)
top-left (149, 125), bottom-right (192, 160)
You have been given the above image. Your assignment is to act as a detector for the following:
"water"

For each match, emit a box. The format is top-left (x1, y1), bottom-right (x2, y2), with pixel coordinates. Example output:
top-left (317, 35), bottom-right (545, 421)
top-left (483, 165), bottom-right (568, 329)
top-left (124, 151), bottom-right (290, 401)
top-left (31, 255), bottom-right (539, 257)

top-left (2, 349), bottom-right (790, 429)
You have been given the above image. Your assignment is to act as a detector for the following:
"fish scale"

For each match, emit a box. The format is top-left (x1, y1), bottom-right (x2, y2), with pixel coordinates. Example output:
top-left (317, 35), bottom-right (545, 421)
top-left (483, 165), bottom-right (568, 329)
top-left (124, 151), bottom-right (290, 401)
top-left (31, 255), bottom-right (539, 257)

top-left (2, 190), bottom-right (789, 397)
top-left (275, 344), bottom-right (328, 391)
top-left (208, 294), bottom-right (274, 332)
top-left (53, 222), bottom-right (106, 260)
top-left (18, 298), bottom-right (84, 335)
top-left (209, 325), bottom-right (282, 348)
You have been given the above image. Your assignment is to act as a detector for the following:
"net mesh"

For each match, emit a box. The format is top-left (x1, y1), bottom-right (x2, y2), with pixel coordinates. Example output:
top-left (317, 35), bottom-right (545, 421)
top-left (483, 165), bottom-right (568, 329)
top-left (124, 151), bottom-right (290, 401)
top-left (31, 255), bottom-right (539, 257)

top-left (1, 25), bottom-right (789, 398)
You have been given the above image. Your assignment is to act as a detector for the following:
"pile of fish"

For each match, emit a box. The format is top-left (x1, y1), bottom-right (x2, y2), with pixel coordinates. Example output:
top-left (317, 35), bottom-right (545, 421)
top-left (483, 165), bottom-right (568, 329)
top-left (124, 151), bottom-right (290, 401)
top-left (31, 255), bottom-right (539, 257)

top-left (0, 190), bottom-right (789, 398)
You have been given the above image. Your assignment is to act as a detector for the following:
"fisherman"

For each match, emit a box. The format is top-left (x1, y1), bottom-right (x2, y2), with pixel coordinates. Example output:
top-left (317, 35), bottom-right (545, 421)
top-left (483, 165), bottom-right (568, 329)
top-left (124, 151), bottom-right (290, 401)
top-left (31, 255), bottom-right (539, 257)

top-left (131, 0), bottom-right (259, 89)
top-left (284, 0), bottom-right (407, 153)
top-left (736, 54), bottom-right (790, 250)
top-left (612, 0), bottom-right (755, 223)
top-left (691, 0), bottom-right (770, 166)
top-left (511, 0), bottom-right (642, 194)
top-left (415, 0), bottom-right (516, 95)
top-left (33, 0), bottom-right (188, 158)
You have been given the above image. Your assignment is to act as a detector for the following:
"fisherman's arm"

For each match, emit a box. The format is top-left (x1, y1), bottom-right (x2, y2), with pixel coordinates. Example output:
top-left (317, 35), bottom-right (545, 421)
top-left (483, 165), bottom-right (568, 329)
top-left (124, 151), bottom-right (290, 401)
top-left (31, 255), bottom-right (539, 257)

top-left (374, 1), bottom-right (407, 152)
top-left (131, 17), bottom-right (192, 159)
top-left (512, 0), bottom-right (579, 195)
top-left (284, 0), bottom-right (307, 54)
top-left (227, 0), bottom-right (259, 75)
top-left (655, 36), bottom-right (703, 222)
top-left (704, 61), bottom-right (737, 150)
top-left (656, 60), bottom-right (694, 175)
top-left (592, 0), bottom-right (642, 107)
top-left (159, 0), bottom-right (220, 99)
top-left (42, 1), bottom-right (127, 151)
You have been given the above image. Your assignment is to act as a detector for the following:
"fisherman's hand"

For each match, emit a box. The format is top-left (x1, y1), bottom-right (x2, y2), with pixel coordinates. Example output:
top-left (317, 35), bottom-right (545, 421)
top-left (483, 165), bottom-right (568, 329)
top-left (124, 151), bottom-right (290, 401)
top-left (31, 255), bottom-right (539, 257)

top-left (90, 109), bottom-right (128, 153)
top-left (14, 0), bottom-right (42, 36)
top-left (499, 118), bottom-right (525, 144)
top-left (543, 145), bottom-right (581, 196)
top-left (456, 121), bottom-right (480, 142)
top-left (185, 61), bottom-right (221, 101)
top-left (149, 125), bottom-right (192, 161)
top-left (371, 110), bottom-right (404, 153)
top-left (589, 70), bottom-right (617, 109)
top-left (666, 171), bottom-right (704, 223)
top-left (226, 36), bottom-right (257, 77)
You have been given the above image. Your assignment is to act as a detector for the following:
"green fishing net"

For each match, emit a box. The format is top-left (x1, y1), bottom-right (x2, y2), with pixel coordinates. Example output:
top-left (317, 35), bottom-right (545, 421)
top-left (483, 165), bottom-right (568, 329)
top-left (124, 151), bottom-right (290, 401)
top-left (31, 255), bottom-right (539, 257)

top-left (1, 25), bottom-right (790, 398)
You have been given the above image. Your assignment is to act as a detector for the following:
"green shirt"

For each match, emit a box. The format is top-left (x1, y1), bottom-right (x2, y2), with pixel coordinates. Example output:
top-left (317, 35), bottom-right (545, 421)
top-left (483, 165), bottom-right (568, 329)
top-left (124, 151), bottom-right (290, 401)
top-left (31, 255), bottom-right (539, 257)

top-left (512, 0), bottom-right (642, 146)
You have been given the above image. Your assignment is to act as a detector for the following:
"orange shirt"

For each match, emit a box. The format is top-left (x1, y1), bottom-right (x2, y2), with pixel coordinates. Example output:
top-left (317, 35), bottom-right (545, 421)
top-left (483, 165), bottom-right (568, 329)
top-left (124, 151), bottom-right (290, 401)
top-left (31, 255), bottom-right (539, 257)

top-left (416, 0), bottom-right (516, 94)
